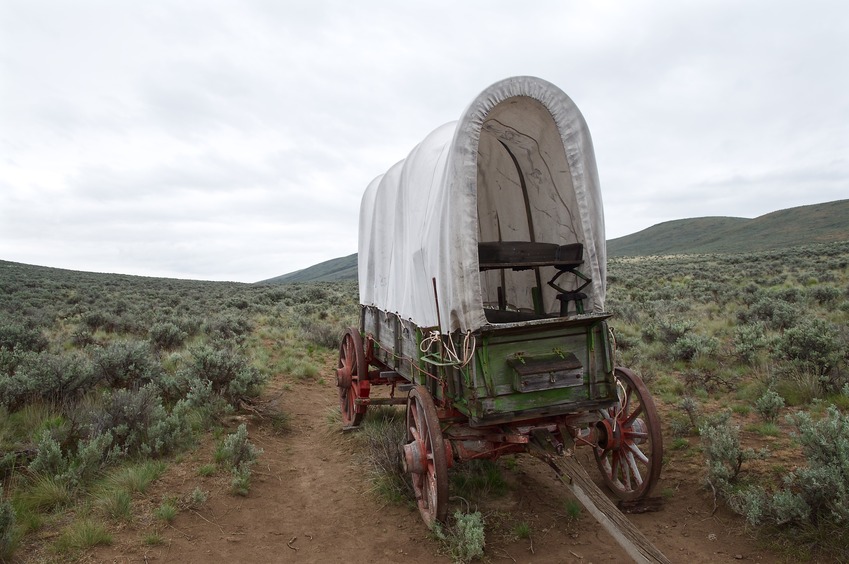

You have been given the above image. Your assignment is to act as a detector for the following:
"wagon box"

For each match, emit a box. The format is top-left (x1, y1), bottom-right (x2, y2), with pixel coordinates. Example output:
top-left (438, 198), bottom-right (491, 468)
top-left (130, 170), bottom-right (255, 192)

top-left (335, 76), bottom-right (668, 562)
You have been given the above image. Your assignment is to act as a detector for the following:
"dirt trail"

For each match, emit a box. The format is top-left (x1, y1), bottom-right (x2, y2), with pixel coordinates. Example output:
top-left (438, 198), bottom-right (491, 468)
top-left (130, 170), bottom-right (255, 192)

top-left (90, 362), bottom-right (772, 564)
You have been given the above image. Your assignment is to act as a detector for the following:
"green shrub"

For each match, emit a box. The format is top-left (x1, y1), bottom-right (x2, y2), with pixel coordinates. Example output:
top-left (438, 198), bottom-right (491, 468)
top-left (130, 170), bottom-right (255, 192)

top-left (86, 384), bottom-right (190, 458)
top-left (188, 487), bottom-right (208, 507)
top-left (0, 347), bottom-right (26, 380)
top-left (607, 299), bottom-right (642, 325)
top-left (677, 396), bottom-right (700, 433)
top-left (148, 322), bottom-right (188, 350)
top-left (742, 297), bottom-right (796, 331)
top-left (776, 319), bottom-right (844, 385)
top-left (786, 407), bottom-right (849, 524)
top-left (0, 485), bottom-right (17, 561)
top-left (202, 314), bottom-right (252, 341)
top-left (669, 414), bottom-right (694, 438)
top-left (754, 389), bottom-right (785, 422)
top-left (230, 466), bottom-right (252, 496)
top-left (181, 346), bottom-right (266, 406)
top-left (0, 351), bottom-right (96, 410)
top-left (28, 430), bottom-right (66, 478)
top-left (734, 406), bottom-right (849, 532)
top-left (179, 377), bottom-right (230, 425)
top-left (433, 510), bottom-right (486, 563)
top-left (808, 285), bottom-right (840, 305)
top-left (215, 423), bottom-right (261, 471)
top-left (298, 318), bottom-right (346, 349)
top-left (215, 424), bottom-right (261, 496)
top-left (82, 311), bottom-right (112, 332)
top-left (70, 329), bottom-right (96, 348)
top-left (670, 333), bottom-right (719, 362)
top-left (0, 321), bottom-right (47, 353)
top-left (642, 318), bottom-right (694, 345)
top-left (733, 323), bottom-right (766, 364)
top-left (91, 341), bottom-right (160, 388)
top-left (69, 432), bottom-right (118, 486)
top-left (29, 430), bottom-right (115, 490)
top-left (699, 413), bottom-right (768, 494)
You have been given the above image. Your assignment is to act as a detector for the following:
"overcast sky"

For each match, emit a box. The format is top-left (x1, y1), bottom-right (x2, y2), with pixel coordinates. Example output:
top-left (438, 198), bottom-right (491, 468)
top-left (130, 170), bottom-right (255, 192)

top-left (1, 1), bottom-right (847, 282)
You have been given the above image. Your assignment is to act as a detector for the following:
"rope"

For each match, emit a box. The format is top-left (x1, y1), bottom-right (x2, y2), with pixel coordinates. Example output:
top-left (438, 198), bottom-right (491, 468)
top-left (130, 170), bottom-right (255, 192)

top-left (419, 329), bottom-right (476, 367)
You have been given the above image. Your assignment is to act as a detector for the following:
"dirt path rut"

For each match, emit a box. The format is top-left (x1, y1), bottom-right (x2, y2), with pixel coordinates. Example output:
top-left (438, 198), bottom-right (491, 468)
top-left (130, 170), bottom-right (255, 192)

top-left (90, 366), bottom-right (770, 563)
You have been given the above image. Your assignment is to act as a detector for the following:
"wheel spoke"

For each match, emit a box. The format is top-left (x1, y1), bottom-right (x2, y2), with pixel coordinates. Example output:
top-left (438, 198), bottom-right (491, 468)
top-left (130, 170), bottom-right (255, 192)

top-left (610, 450), bottom-right (620, 481)
top-left (627, 441), bottom-right (649, 465)
top-left (623, 400), bottom-right (644, 426)
top-left (625, 450), bottom-right (644, 485)
top-left (621, 453), bottom-right (632, 489)
top-left (594, 368), bottom-right (663, 500)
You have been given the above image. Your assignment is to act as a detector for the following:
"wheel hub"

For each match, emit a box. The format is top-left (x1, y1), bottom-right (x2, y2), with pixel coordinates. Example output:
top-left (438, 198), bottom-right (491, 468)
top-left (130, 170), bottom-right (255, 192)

top-left (402, 441), bottom-right (426, 475)
top-left (597, 415), bottom-right (648, 450)
top-left (596, 417), bottom-right (618, 449)
top-left (336, 365), bottom-right (351, 389)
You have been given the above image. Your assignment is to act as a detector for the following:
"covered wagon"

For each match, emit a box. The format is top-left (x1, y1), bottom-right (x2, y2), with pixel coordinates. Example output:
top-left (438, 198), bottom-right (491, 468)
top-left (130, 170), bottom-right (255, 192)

top-left (335, 76), bottom-right (665, 561)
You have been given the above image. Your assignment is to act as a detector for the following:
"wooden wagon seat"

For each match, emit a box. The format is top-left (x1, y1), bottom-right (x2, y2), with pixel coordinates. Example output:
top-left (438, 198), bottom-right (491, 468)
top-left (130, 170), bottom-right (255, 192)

top-left (477, 241), bottom-right (592, 316)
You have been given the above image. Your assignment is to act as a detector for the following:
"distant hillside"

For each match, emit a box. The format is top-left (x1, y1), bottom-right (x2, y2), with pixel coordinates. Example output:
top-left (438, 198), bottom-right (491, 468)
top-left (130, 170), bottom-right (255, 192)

top-left (262, 199), bottom-right (849, 283)
top-left (607, 199), bottom-right (849, 256)
top-left (259, 253), bottom-right (357, 284)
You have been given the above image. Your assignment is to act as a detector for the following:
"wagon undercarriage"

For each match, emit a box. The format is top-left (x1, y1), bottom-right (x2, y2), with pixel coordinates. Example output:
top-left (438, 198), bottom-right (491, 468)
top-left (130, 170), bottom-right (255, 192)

top-left (335, 317), bottom-right (668, 562)
top-left (336, 315), bottom-right (664, 515)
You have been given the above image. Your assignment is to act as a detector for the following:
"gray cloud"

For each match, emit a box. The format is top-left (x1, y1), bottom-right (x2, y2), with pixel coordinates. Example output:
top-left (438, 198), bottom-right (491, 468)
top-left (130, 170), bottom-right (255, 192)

top-left (1, 0), bottom-right (846, 282)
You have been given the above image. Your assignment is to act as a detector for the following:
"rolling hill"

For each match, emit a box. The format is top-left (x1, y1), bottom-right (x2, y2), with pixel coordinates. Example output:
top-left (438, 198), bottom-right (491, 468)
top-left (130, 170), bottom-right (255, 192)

top-left (258, 253), bottom-right (358, 284)
top-left (607, 199), bottom-right (849, 256)
top-left (260, 199), bottom-right (849, 283)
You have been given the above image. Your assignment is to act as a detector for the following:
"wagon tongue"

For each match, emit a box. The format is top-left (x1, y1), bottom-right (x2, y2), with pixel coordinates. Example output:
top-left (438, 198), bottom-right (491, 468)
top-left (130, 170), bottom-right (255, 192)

top-left (529, 429), bottom-right (671, 564)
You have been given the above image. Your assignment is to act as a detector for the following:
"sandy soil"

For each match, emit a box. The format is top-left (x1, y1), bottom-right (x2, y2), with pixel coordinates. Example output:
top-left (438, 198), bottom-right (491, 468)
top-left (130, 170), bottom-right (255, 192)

top-left (86, 360), bottom-right (776, 564)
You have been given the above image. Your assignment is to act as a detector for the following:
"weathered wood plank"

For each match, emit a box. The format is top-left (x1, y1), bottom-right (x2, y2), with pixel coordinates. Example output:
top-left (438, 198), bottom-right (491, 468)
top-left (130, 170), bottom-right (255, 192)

top-left (529, 430), bottom-right (671, 564)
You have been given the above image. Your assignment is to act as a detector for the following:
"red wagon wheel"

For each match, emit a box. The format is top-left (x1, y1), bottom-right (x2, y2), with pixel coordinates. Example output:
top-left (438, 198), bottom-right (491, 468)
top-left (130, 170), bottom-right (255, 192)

top-left (336, 328), bottom-right (369, 428)
top-left (402, 385), bottom-right (448, 528)
top-left (593, 367), bottom-right (663, 500)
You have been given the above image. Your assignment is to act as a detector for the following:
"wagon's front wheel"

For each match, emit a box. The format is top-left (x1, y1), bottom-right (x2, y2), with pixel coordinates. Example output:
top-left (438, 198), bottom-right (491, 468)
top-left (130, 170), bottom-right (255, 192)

top-left (402, 385), bottom-right (448, 528)
top-left (593, 367), bottom-right (663, 500)
top-left (336, 328), bottom-right (369, 428)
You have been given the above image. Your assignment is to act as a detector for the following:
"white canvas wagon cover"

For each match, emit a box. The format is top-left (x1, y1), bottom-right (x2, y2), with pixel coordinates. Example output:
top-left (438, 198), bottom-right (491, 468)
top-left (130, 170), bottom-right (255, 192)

top-left (359, 76), bottom-right (606, 334)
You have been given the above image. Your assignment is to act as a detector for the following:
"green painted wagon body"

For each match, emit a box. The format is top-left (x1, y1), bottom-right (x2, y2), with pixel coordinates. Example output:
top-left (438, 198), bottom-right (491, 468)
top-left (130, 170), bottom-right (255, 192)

top-left (362, 306), bottom-right (618, 427)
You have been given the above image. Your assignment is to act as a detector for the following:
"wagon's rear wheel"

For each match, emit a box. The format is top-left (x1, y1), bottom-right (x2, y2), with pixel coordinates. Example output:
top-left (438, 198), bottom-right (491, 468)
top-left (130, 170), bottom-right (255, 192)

top-left (336, 328), bottom-right (369, 428)
top-left (593, 367), bottom-right (663, 500)
top-left (402, 385), bottom-right (448, 528)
